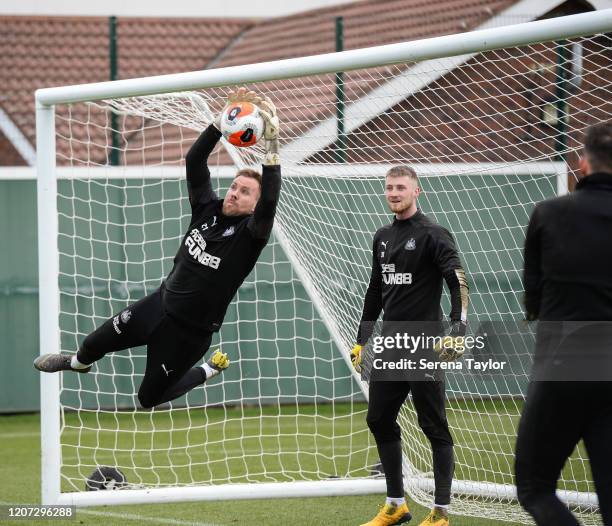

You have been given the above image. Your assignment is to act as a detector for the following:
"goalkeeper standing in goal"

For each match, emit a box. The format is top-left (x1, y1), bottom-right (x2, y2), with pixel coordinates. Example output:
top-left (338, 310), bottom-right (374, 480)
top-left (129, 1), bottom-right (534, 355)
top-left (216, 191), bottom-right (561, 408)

top-left (34, 88), bottom-right (281, 409)
top-left (352, 166), bottom-right (469, 526)
top-left (515, 121), bottom-right (612, 525)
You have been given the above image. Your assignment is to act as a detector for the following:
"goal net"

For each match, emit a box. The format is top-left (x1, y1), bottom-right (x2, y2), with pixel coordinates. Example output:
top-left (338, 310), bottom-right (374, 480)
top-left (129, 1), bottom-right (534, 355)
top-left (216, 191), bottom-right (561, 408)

top-left (37, 12), bottom-right (612, 524)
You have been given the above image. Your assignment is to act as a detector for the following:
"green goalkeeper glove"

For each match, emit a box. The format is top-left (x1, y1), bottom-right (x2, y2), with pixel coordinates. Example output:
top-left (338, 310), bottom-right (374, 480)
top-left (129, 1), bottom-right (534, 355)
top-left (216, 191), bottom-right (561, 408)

top-left (434, 322), bottom-right (467, 362)
top-left (350, 344), bottom-right (363, 373)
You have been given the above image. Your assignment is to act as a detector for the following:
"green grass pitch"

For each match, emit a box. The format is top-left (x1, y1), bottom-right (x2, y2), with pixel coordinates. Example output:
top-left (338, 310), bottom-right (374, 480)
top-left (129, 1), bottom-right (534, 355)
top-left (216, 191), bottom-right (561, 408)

top-left (0, 403), bottom-right (591, 526)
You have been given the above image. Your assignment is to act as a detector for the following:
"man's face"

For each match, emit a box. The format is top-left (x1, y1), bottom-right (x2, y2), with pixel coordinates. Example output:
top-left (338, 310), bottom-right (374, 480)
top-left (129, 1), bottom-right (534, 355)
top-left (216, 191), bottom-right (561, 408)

top-left (222, 175), bottom-right (261, 216)
top-left (384, 175), bottom-right (420, 214)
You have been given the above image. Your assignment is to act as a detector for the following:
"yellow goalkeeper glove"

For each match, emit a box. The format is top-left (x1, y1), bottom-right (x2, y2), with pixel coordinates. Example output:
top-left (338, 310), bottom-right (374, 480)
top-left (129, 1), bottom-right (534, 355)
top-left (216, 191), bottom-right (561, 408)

top-left (434, 322), bottom-right (467, 362)
top-left (350, 344), bottom-right (363, 373)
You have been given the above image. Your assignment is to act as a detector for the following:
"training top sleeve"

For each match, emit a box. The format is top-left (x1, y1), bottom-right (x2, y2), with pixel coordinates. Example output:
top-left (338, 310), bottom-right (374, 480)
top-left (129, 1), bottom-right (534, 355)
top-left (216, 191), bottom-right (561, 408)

top-left (185, 124), bottom-right (221, 208)
top-left (247, 165), bottom-right (282, 239)
top-left (444, 267), bottom-right (469, 325)
top-left (431, 226), bottom-right (461, 274)
top-left (356, 234), bottom-right (383, 345)
top-left (523, 205), bottom-right (542, 321)
top-left (431, 226), bottom-right (469, 324)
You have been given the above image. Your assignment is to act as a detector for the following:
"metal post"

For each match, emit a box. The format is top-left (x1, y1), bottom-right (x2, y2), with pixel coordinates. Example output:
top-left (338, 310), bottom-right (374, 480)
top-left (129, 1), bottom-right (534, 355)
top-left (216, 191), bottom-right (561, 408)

top-left (36, 100), bottom-right (61, 504)
top-left (554, 40), bottom-right (569, 162)
top-left (335, 16), bottom-right (346, 163)
top-left (108, 15), bottom-right (128, 292)
top-left (109, 16), bottom-right (120, 166)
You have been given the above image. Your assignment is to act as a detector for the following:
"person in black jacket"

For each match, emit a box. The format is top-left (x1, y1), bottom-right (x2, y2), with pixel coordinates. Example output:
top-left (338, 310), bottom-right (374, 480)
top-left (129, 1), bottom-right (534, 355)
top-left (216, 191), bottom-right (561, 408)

top-left (515, 121), bottom-right (612, 526)
top-left (351, 166), bottom-right (469, 526)
top-left (34, 88), bottom-right (282, 409)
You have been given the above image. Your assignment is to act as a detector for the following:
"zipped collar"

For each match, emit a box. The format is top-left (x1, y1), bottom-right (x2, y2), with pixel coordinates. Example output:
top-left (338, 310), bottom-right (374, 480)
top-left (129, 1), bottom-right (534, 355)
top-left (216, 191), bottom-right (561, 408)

top-left (393, 209), bottom-right (423, 226)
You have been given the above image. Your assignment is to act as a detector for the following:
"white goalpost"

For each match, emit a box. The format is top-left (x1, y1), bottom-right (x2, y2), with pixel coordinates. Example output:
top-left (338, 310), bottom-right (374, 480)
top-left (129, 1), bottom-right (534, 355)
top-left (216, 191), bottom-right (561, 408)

top-left (36, 10), bottom-right (612, 524)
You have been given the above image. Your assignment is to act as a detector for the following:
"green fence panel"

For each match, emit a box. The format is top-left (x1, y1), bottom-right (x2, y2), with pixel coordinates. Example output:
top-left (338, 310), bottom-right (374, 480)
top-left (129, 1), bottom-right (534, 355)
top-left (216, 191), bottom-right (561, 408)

top-left (0, 180), bottom-right (39, 412)
top-left (0, 171), bottom-right (556, 412)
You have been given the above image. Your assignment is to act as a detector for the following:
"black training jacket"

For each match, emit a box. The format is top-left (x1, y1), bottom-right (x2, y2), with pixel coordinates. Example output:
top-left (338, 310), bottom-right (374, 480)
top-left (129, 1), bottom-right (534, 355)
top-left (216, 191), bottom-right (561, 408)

top-left (524, 172), bottom-right (612, 322)
top-left (163, 124), bottom-right (281, 332)
top-left (357, 210), bottom-right (466, 344)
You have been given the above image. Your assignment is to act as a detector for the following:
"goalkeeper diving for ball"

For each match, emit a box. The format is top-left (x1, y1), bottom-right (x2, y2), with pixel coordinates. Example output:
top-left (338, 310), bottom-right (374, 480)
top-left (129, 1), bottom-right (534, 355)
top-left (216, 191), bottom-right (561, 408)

top-left (351, 166), bottom-right (469, 526)
top-left (34, 88), bottom-right (281, 409)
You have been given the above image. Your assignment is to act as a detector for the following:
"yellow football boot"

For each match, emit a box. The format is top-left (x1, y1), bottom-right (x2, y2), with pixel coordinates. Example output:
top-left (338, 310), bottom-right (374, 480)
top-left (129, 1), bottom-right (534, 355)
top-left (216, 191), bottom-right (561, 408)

top-left (360, 502), bottom-right (412, 526)
top-left (418, 509), bottom-right (449, 526)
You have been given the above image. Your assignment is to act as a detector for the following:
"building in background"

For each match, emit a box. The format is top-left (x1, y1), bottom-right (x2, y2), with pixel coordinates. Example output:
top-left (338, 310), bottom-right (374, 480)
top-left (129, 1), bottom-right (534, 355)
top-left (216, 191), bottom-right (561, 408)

top-left (3, 0), bottom-right (610, 168)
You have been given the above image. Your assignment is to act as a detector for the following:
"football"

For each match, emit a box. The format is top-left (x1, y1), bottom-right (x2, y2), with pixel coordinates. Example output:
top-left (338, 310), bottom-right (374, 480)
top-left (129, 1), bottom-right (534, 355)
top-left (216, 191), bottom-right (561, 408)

top-left (220, 102), bottom-right (265, 147)
top-left (85, 465), bottom-right (128, 491)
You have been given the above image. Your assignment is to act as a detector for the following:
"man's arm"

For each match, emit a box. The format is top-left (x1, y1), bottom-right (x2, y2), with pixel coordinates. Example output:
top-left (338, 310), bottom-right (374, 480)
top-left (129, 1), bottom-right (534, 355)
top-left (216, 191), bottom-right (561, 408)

top-left (185, 124), bottom-right (221, 208)
top-left (247, 165), bottom-right (281, 239)
top-left (247, 95), bottom-right (282, 239)
top-left (350, 239), bottom-right (383, 372)
top-left (430, 227), bottom-right (469, 360)
top-left (432, 227), bottom-right (469, 334)
top-left (443, 267), bottom-right (469, 349)
top-left (523, 205), bottom-right (542, 321)
top-left (357, 238), bottom-right (384, 346)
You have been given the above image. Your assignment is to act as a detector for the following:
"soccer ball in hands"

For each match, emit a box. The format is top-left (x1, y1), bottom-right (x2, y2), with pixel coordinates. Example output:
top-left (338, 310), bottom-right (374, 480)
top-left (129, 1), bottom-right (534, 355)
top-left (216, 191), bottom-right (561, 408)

top-left (220, 102), bottom-right (265, 147)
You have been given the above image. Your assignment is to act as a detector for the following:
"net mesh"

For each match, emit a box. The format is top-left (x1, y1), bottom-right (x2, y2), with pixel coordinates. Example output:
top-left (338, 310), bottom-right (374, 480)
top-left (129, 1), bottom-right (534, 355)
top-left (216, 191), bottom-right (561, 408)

top-left (51, 32), bottom-right (611, 523)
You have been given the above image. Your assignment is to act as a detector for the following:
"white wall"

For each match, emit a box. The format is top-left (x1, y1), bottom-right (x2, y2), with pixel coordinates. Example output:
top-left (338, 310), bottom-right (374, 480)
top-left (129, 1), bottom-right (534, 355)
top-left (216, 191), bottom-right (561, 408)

top-left (1, 0), bottom-right (357, 18)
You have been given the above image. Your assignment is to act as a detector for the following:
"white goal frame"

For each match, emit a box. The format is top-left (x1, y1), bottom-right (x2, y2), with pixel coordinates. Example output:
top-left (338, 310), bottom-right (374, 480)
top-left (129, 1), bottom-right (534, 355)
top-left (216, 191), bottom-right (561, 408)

top-left (36, 9), bottom-right (612, 508)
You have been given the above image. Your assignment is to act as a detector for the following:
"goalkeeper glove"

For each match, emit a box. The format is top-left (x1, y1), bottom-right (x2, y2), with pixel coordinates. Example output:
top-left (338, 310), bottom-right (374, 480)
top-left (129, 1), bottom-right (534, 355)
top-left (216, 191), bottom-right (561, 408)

top-left (214, 87), bottom-right (263, 130)
top-left (213, 88), bottom-right (280, 165)
top-left (258, 97), bottom-right (280, 165)
top-left (258, 97), bottom-right (279, 141)
top-left (350, 344), bottom-right (363, 373)
top-left (434, 321), bottom-right (467, 362)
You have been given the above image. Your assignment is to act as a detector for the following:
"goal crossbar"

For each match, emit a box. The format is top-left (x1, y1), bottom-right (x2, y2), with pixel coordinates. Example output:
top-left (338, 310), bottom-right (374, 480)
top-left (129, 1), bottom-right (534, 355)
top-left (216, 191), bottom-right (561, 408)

top-left (35, 10), bottom-right (612, 107)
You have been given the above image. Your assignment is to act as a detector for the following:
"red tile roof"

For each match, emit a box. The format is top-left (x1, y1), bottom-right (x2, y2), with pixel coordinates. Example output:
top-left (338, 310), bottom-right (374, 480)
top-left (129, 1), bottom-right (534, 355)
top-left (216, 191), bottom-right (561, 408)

top-left (215, 0), bottom-right (515, 67)
top-left (121, 0), bottom-right (519, 166)
top-left (0, 15), bottom-right (253, 165)
top-left (1, 1), bottom-right (607, 174)
top-left (0, 131), bottom-right (27, 166)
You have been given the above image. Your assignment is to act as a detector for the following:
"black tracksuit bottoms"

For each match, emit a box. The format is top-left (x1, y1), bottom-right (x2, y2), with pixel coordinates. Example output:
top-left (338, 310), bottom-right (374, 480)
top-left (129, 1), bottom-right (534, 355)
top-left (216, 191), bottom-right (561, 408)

top-left (77, 287), bottom-right (213, 409)
top-left (367, 380), bottom-right (454, 504)
top-left (515, 381), bottom-right (612, 525)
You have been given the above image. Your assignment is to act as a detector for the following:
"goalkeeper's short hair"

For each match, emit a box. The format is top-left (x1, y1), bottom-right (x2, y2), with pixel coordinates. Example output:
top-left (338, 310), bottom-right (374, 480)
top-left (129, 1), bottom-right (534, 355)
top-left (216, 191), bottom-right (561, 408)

top-left (386, 165), bottom-right (418, 182)
top-left (235, 168), bottom-right (262, 188)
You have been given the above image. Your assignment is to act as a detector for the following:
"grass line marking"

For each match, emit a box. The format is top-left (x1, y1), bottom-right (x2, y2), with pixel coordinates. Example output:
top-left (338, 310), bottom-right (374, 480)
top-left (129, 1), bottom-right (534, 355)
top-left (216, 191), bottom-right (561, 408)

top-left (0, 501), bottom-right (222, 526)
top-left (79, 508), bottom-right (223, 526)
